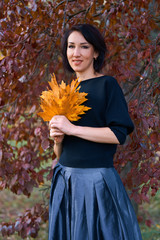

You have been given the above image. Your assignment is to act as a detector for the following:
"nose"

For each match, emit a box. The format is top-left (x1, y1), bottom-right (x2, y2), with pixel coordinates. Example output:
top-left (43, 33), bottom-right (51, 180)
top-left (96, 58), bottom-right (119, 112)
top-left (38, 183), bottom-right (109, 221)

top-left (73, 47), bottom-right (81, 57)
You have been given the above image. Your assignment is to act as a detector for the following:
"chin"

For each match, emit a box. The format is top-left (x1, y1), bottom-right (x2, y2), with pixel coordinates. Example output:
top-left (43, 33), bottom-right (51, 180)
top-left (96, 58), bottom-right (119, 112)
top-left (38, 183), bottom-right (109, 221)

top-left (71, 67), bottom-right (83, 72)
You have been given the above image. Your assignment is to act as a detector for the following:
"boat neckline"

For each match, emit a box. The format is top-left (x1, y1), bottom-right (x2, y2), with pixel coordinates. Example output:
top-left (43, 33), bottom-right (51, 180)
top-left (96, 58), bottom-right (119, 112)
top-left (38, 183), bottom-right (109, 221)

top-left (79, 75), bottom-right (106, 83)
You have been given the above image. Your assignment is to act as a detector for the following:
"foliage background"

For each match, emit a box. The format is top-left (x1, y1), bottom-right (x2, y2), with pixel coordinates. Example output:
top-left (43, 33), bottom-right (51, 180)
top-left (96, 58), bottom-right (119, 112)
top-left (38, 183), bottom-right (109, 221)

top-left (0, 0), bottom-right (160, 238)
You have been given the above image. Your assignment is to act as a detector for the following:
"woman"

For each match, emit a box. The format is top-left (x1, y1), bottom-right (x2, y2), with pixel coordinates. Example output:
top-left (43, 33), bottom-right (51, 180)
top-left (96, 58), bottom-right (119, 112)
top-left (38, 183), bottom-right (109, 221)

top-left (48, 24), bottom-right (142, 240)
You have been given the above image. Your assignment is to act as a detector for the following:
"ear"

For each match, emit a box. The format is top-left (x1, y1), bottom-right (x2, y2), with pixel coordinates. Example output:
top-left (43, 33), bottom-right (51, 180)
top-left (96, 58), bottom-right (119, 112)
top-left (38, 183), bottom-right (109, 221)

top-left (94, 51), bottom-right (99, 59)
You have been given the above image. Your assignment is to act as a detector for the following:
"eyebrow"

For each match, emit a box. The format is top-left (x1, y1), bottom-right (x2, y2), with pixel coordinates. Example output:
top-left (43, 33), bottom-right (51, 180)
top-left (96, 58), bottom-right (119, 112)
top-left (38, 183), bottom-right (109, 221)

top-left (68, 42), bottom-right (89, 45)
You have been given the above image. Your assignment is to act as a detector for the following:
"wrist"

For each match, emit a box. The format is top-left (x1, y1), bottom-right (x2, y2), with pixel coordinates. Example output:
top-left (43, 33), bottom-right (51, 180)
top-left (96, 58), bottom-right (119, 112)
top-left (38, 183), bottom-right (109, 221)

top-left (70, 125), bottom-right (82, 137)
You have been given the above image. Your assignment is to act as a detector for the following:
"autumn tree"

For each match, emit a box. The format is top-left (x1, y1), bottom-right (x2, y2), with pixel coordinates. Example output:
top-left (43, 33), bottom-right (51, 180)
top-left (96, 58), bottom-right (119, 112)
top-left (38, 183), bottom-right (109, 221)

top-left (0, 0), bottom-right (160, 238)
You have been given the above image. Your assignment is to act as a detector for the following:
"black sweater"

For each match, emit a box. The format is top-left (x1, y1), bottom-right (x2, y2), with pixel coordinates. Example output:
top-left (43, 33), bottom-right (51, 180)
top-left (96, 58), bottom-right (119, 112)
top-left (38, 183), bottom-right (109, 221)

top-left (59, 76), bottom-right (134, 168)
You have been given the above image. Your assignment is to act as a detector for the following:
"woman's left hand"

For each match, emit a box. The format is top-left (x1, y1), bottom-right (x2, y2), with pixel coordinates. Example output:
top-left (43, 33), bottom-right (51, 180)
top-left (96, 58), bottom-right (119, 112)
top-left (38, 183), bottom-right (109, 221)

top-left (49, 115), bottom-right (75, 136)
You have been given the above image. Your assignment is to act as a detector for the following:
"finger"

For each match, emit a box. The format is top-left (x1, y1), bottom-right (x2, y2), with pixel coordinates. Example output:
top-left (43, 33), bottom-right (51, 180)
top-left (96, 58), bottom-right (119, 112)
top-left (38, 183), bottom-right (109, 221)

top-left (50, 130), bottom-right (64, 138)
top-left (50, 130), bottom-right (62, 136)
top-left (54, 135), bottom-right (64, 143)
top-left (49, 116), bottom-right (58, 128)
top-left (50, 128), bottom-right (64, 134)
top-left (54, 136), bottom-right (62, 141)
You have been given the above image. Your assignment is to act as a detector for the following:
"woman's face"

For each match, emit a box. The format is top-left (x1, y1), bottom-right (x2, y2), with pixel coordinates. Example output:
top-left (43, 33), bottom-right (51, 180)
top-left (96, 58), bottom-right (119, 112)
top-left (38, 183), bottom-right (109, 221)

top-left (67, 31), bottom-right (98, 77)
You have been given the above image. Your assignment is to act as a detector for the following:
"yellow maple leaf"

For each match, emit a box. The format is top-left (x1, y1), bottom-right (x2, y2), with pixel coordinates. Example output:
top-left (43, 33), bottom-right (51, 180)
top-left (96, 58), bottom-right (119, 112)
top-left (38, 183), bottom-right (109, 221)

top-left (38, 74), bottom-right (91, 122)
top-left (0, 51), bottom-right (5, 61)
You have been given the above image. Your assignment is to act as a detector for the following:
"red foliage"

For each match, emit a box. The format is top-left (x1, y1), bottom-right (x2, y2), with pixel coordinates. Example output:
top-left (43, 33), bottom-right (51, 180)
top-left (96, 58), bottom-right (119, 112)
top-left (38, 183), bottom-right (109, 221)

top-left (0, 204), bottom-right (48, 238)
top-left (0, 0), bottom-right (160, 238)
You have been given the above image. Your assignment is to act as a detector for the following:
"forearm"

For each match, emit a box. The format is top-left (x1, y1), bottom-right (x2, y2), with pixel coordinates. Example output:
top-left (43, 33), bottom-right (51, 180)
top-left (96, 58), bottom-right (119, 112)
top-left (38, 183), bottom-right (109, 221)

top-left (71, 126), bottom-right (120, 144)
top-left (54, 142), bottom-right (63, 160)
top-left (49, 116), bottom-right (120, 145)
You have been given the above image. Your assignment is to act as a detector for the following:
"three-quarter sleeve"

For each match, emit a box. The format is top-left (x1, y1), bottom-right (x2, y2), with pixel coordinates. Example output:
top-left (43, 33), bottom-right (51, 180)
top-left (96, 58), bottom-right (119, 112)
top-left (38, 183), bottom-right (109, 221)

top-left (105, 78), bottom-right (134, 144)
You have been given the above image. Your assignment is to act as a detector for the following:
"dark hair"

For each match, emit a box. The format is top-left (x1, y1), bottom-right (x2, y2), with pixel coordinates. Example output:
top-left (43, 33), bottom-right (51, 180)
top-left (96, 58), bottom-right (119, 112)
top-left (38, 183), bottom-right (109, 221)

top-left (61, 24), bottom-right (107, 73)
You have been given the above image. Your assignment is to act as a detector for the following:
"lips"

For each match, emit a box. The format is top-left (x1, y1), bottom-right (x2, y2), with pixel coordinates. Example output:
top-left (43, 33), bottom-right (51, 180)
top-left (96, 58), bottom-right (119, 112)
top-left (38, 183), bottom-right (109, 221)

top-left (72, 60), bottom-right (83, 66)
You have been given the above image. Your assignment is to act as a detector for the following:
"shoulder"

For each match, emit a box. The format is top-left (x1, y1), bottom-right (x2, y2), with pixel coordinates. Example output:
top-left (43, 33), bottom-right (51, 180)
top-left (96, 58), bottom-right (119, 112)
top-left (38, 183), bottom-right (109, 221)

top-left (101, 75), bottom-right (122, 93)
top-left (102, 75), bottom-right (119, 85)
top-left (97, 75), bottom-right (120, 88)
top-left (80, 76), bottom-right (122, 94)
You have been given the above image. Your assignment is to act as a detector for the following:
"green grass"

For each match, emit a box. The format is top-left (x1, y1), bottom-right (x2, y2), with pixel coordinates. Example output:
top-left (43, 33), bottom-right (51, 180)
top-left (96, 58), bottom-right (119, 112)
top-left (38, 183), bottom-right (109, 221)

top-left (141, 225), bottom-right (160, 240)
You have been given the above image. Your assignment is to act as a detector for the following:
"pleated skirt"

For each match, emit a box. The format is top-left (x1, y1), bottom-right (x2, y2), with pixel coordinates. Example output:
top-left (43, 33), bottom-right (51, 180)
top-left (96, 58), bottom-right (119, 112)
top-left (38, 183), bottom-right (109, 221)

top-left (48, 163), bottom-right (142, 240)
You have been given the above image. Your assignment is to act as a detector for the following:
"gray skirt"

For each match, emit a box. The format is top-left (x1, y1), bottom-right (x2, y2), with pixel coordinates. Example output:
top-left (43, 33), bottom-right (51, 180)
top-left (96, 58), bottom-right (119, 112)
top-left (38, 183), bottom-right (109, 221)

top-left (48, 163), bottom-right (142, 240)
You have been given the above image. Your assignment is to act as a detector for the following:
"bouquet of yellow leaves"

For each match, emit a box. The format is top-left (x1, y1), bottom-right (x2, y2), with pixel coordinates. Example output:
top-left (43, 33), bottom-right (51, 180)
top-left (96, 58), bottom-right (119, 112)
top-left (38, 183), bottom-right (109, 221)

top-left (38, 74), bottom-right (91, 122)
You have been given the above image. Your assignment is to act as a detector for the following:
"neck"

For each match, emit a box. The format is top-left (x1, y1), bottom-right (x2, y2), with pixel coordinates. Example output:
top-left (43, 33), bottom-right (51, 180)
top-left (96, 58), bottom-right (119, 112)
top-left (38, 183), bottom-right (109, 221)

top-left (76, 72), bottom-right (103, 82)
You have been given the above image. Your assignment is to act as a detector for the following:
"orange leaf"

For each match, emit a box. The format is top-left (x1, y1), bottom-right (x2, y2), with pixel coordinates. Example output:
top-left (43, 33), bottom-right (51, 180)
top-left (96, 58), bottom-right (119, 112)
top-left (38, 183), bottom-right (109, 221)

top-left (38, 74), bottom-right (91, 122)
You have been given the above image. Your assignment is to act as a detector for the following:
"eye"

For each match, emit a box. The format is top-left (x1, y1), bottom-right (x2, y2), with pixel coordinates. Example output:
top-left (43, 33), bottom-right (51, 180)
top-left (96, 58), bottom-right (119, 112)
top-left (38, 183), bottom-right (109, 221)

top-left (68, 45), bottom-right (74, 49)
top-left (81, 45), bottom-right (89, 49)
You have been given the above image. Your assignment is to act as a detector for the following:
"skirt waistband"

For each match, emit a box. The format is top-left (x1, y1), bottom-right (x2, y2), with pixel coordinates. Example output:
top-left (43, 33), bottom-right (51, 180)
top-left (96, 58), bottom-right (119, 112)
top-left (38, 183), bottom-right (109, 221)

top-left (56, 162), bottom-right (114, 174)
